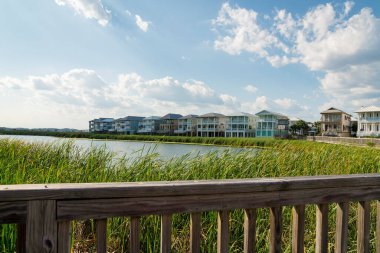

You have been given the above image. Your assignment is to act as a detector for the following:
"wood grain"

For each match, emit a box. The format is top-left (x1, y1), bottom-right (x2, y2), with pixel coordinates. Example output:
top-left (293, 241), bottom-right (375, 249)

top-left (0, 201), bottom-right (26, 224)
top-left (95, 219), bottom-right (107, 253)
top-left (357, 201), bottom-right (370, 253)
top-left (335, 202), bottom-right (348, 253)
top-left (57, 221), bottom-right (71, 253)
top-left (217, 210), bottom-right (229, 253)
top-left (315, 204), bottom-right (328, 253)
top-left (26, 200), bottom-right (57, 253)
top-left (292, 205), bottom-right (304, 253)
top-left (244, 209), bottom-right (256, 253)
top-left (130, 216), bottom-right (140, 253)
top-left (16, 223), bottom-right (26, 253)
top-left (270, 207), bottom-right (282, 253)
top-left (190, 212), bottom-right (201, 253)
top-left (161, 214), bottom-right (172, 253)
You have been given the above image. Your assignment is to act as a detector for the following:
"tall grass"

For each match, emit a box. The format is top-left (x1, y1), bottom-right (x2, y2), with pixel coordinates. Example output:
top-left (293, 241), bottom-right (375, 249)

top-left (0, 138), bottom-right (379, 252)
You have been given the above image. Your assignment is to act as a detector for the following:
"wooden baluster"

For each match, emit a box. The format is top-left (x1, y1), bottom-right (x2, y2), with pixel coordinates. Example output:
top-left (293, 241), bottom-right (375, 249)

top-left (335, 202), bottom-right (348, 253)
top-left (315, 204), bottom-right (328, 253)
top-left (357, 201), bottom-right (370, 253)
top-left (377, 201), bottom-right (380, 253)
top-left (161, 214), bottom-right (172, 253)
top-left (95, 219), bottom-right (107, 253)
top-left (292, 205), bottom-right (305, 253)
top-left (270, 207), bottom-right (282, 253)
top-left (130, 216), bottom-right (140, 253)
top-left (16, 223), bottom-right (26, 253)
top-left (57, 221), bottom-right (71, 253)
top-left (26, 200), bottom-right (58, 253)
top-left (217, 210), bottom-right (229, 253)
top-left (244, 209), bottom-right (256, 253)
top-left (190, 212), bottom-right (201, 253)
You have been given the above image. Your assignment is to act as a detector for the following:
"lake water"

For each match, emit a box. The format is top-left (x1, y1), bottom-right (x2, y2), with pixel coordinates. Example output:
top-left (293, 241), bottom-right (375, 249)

top-left (0, 134), bottom-right (247, 159)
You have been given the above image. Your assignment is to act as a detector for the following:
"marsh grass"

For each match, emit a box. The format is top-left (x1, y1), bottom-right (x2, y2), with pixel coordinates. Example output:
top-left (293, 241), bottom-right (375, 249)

top-left (0, 138), bottom-right (380, 252)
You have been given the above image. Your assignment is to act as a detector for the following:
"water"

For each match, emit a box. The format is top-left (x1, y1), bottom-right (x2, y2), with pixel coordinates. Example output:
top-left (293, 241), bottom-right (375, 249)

top-left (0, 134), bottom-right (247, 159)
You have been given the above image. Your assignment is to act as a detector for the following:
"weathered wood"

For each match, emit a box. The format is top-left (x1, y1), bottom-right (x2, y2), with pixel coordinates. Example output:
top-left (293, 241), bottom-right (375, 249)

top-left (315, 204), bottom-right (328, 253)
top-left (190, 212), bottom-right (201, 253)
top-left (292, 205), bottom-right (305, 253)
top-left (2, 174), bottom-right (380, 202)
top-left (130, 216), bottom-right (140, 253)
top-left (16, 223), bottom-right (26, 253)
top-left (357, 201), bottom-right (370, 253)
top-left (377, 201), bottom-right (380, 253)
top-left (95, 219), bottom-right (107, 253)
top-left (161, 214), bottom-right (172, 253)
top-left (57, 221), bottom-right (71, 253)
top-left (0, 201), bottom-right (26, 224)
top-left (217, 210), bottom-right (229, 253)
top-left (26, 200), bottom-right (57, 253)
top-left (244, 209), bottom-right (256, 253)
top-left (57, 186), bottom-right (380, 221)
top-left (335, 202), bottom-right (348, 253)
top-left (270, 207), bottom-right (282, 253)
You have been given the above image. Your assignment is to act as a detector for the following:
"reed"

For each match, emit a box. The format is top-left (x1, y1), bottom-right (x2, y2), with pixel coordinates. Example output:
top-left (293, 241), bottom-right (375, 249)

top-left (0, 138), bottom-right (379, 252)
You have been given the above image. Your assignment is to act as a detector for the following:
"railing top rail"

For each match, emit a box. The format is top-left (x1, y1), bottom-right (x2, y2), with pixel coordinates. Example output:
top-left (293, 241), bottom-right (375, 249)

top-left (1, 174), bottom-right (379, 202)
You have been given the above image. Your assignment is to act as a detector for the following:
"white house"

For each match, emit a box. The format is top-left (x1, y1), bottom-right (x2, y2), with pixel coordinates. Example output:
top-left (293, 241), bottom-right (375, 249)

top-left (225, 112), bottom-right (257, 137)
top-left (355, 106), bottom-right (380, 137)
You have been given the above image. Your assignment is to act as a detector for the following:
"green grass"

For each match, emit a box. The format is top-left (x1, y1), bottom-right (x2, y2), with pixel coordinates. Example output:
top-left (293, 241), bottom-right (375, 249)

top-left (0, 138), bottom-right (379, 252)
top-left (0, 129), bottom-right (279, 148)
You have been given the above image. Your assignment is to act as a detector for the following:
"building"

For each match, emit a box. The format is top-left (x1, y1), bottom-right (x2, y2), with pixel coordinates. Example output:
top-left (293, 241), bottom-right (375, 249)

top-left (197, 113), bottom-right (226, 137)
top-left (114, 116), bottom-right (144, 134)
top-left (174, 115), bottom-right (198, 136)
top-left (137, 116), bottom-right (162, 134)
top-left (255, 110), bottom-right (289, 138)
top-left (320, 107), bottom-right (351, 137)
top-left (355, 106), bottom-right (380, 137)
top-left (225, 112), bottom-right (257, 137)
top-left (89, 118), bottom-right (114, 133)
top-left (157, 113), bottom-right (183, 135)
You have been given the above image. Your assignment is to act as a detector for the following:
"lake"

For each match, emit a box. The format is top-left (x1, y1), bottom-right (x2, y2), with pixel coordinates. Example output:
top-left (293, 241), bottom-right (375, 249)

top-left (0, 134), bottom-right (248, 159)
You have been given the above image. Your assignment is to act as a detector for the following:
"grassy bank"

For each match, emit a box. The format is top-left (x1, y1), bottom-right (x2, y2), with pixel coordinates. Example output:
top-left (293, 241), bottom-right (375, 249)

top-left (0, 138), bottom-right (380, 252)
top-left (0, 129), bottom-right (280, 148)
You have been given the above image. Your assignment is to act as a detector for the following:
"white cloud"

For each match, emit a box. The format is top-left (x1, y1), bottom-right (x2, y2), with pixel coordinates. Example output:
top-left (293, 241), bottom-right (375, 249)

top-left (135, 14), bottom-right (151, 32)
top-left (213, 1), bottom-right (380, 114)
top-left (55, 0), bottom-right (111, 27)
top-left (244, 85), bottom-right (258, 93)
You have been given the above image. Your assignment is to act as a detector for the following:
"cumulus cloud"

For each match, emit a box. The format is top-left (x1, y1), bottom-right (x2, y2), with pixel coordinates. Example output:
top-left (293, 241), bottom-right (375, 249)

top-left (135, 14), bottom-right (151, 32)
top-left (55, 0), bottom-right (111, 27)
top-left (244, 85), bottom-right (258, 93)
top-left (213, 1), bottom-right (380, 114)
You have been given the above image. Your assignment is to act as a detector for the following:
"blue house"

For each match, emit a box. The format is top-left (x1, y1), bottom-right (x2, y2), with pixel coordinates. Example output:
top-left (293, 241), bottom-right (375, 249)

top-left (255, 110), bottom-right (289, 138)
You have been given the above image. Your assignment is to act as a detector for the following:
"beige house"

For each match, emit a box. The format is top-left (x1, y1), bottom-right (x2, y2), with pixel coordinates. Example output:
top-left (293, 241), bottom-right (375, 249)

top-left (197, 113), bottom-right (226, 137)
top-left (320, 107), bottom-right (351, 137)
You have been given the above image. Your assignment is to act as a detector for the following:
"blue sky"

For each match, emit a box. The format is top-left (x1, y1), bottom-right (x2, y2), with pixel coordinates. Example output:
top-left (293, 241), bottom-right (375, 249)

top-left (0, 0), bottom-right (379, 129)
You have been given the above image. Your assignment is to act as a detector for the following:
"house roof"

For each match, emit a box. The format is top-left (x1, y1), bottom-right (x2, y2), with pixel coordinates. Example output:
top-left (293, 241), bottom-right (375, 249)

top-left (321, 107), bottom-right (351, 115)
top-left (161, 113), bottom-right (183, 120)
top-left (198, 112), bottom-right (225, 118)
top-left (227, 112), bottom-right (255, 117)
top-left (179, 114), bottom-right (198, 119)
top-left (91, 118), bottom-right (114, 123)
top-left (255, 110), bottom-right (288, 119)
top-left (142, 116), bottom-right (161, 120)
top-left (355, 105), bottom-right (380, 113)
top-left (115, 116), bottom-right (144, 121)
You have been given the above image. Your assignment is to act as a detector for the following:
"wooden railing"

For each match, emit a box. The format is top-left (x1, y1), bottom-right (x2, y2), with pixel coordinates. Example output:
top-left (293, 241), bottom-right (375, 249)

top-left (1, 174), bottom-right (380, 252)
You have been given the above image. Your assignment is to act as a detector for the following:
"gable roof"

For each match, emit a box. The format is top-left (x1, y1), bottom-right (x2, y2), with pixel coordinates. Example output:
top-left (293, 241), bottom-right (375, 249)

top-left (227, 112), bottom-right (255, 117)
top-left (198, 112), bottom-right (225, 118)
top-left (321, 107), bottom-right (350, 115)
top-left (179, 114), bottom-right (198, 119)
top-left (115, 116), bottom-right (144, 121)
top-left (255, 110), bottom-right (288, 119)
top-left (161, 113), bottom-right (183, 120)
top-left (355, 105), bottom-right (380, 113)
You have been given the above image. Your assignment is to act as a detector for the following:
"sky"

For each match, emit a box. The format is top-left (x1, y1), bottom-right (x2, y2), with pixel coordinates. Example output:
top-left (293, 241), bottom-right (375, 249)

top-left (0, 0), bottom-right (379, 129)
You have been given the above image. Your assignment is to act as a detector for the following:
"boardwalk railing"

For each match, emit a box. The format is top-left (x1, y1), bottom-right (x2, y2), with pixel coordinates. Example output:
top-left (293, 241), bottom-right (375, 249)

top-left (1, 174), bottom-right (380, 252)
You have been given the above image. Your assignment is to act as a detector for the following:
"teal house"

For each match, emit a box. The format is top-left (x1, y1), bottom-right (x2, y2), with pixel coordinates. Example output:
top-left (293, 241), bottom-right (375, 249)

top-left (255, 110), bottom-right (289, 138)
